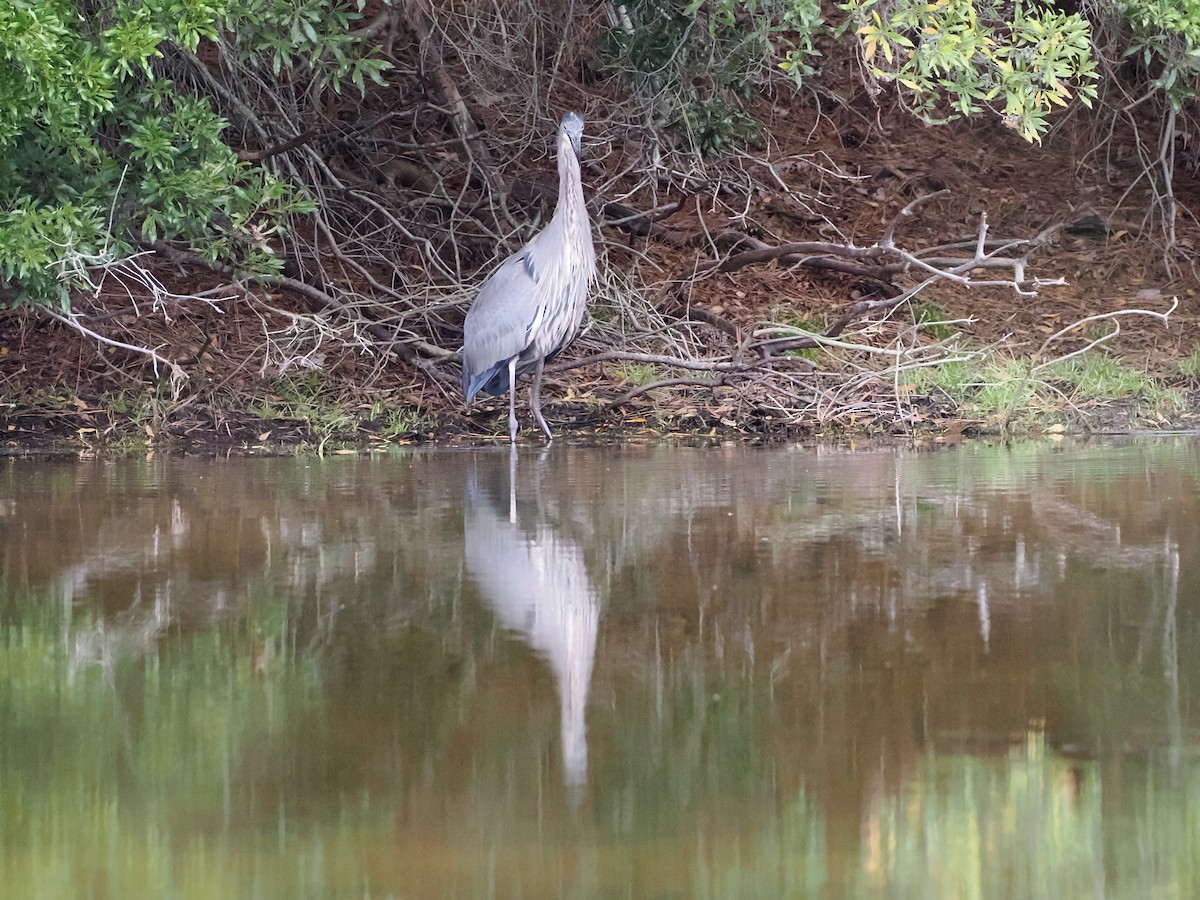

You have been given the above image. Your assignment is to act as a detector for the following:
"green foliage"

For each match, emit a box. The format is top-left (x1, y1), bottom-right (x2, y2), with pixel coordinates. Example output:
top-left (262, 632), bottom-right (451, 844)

top-left (842, 0), bottom-right (1099, 142)
top-left (683, 97), bottom-right (766, 157)
top-left (600, 0), bottom-right (1200, 157)
top-left (1112, 0), bottom-right (1200, 110)
top-left (777, 0), bottom-right (826, 84)
top-left (916, 357), bottom-right (974, 399)
top-left (373, 404), bottom-right (435, 440)
top-left (973, 358), bottom-right (1040, 412)
top-left (600, 0), bottom-right (826, 155)
top-left (914, 351), bottom-right (1182, 424)
top-left (260, 372), bottom-right (360, 447)
top-left (770, 306), bottom-right (826, 361)
top-left (915, 356), bottom-right (1039, 413)
top-left (1045, 353), bottom-right (1182, 408)
top-left (221, 0), bottom-right (391, 94)
top-left (0, 0), bottom-right (385, 309)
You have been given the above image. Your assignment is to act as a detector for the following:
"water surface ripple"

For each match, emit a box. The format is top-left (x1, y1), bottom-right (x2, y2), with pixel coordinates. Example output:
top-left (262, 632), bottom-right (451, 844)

top-left (2, 440), bottom-right (1198, 898)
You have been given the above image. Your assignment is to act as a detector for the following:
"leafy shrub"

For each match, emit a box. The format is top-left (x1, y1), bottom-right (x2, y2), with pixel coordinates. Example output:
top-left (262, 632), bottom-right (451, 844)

top-left (0, 0), bottom-right (386, 310)
top-left (842, 0), bottom-right (1099, 142)
top-left (1104, 0), bottom-right (1200, 110)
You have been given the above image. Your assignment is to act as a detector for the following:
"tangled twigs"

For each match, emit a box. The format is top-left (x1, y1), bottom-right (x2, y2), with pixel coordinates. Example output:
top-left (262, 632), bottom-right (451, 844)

top-left (658, 287), bottom-right (741, 340)
top-left (557, 349), bottom-right (782, 375)
top-left (400, 0), bottom-right (506, 197)
top-left (48, 309), bottom-right (187, 392)
top-left (537, 191), bottom-right (1094, 427)
top-left (548, 349), bottom-right (799, 410)
top-left (698, 235), bottom-right (894, 277)
top-left (695, 197), bottom-right (1071, 356)
top-left (611, 375), bottom-right (728, 407)
top-left (238, 127), bottom-right (322, 162)
top-left (40, 250), bottom-right (241, 396)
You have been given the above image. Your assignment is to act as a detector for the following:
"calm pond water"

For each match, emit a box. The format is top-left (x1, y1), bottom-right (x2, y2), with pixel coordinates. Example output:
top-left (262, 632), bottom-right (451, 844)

top-left (2, 440), bottom-right (1199, 899)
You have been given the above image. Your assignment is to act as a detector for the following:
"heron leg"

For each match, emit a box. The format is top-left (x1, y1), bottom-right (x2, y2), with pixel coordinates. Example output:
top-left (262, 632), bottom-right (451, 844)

top-left (508, 442), bottom-right (517, 523)
top-left (529, 356), bottom-right (554, 444)
top-left (507, 358), bottom-right (518, 443)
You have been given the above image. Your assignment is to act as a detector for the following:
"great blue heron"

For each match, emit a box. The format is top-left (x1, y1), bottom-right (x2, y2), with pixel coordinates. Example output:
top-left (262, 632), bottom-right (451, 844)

top-left (461, 112), bottom-right (597, 443)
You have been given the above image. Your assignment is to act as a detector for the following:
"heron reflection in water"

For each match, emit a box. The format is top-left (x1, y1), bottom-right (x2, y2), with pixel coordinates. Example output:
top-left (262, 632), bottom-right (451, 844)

top-left (463, 449), bottom-right (599, 797)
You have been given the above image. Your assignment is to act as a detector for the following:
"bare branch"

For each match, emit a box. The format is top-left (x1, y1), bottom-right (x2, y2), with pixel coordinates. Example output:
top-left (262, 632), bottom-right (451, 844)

top-left (1031, 297), bottom-right (1179, 370)
top-left (611, 376), bottom-right (727, 407)
top-left (879, 190), bottom-right (949, 248)
top-left (48, 309), bottom-right (187, 392)
top-left (696, 235), bottom-right (892, 276)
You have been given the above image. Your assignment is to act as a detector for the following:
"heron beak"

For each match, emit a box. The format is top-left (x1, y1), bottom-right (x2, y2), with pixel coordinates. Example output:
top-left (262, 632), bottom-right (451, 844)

top-left (562, 112), bottom-right (585, 158)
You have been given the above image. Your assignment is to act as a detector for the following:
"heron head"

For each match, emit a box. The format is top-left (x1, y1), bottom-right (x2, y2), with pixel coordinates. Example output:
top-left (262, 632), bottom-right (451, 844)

top-left (561, 112), bottom-right (584, 156)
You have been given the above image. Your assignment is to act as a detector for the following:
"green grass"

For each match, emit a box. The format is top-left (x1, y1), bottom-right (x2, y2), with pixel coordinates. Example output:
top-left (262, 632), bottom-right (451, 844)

top-left (769, 307), bottom-right (828, 362)
top-left (912, 357), bottom-right (1038, 414)
top-left (1177, 344), bottom-right (1200, 380)
top-left (616, 363), bottom-right (661, 387)
top-left (911, 351), bottom-right (1183, 426)
top-left (1044, 355), bottom-right (1155, 398)
top-left (1045, 355), bottom-right (1183, 410)
top-left (257, 373), bottom-right (359, 448)
top-left (379, 408), bottom-right (434, 440)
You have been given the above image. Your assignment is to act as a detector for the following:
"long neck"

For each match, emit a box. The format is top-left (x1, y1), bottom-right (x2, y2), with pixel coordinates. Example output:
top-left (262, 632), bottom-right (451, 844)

top-left (554, 131), bottom-right (585, 224)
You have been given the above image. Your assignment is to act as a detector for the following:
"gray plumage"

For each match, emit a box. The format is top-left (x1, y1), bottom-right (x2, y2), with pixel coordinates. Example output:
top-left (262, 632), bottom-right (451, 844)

top-left (461, 112), bottom-right (597, 443)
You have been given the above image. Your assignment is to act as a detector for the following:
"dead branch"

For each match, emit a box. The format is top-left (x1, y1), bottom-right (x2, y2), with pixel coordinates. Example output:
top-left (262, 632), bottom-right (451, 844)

top-left (50, 309), bottom-right (187, 389)
top-left (1031, 297), bottom-right (1179, 369)
top-left (611, 375), bottom-right (728, 407)
top-left (658, 287), bottom-right (742, 340)
top-left (602, 197), bottom-right (691, 237)
top-left (696, 235), bottom-right (894, 276)
top-left (696, 194), bottom-right (1065, 299)
top-left (554, 349), bottom-right (779, 375)
top-left (238, 127), bottom-right (322, 162)
top-left (879, 190), bottom-right (949, 248)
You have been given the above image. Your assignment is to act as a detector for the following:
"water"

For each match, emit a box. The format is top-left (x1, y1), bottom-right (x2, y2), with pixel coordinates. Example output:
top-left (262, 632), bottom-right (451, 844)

top-left (1, 440), bottom-right (1199, 898)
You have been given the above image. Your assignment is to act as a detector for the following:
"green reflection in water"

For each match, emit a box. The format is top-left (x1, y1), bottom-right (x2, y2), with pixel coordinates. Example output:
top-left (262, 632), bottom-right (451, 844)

top-left (858, 733), bottom-right (1103, 899)
top-left (0, 592), bottom-right (339, 899)
top-left (853, 734), bottom-right (1200, 900)
top-left (0, 443), bottom-right (1198, 898)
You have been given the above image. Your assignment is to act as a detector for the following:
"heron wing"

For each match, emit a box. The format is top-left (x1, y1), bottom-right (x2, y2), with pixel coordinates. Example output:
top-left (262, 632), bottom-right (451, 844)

top-left (461, 211), bottom-right (593, 403)
top-left (462, 248), bottom-right (543, 401)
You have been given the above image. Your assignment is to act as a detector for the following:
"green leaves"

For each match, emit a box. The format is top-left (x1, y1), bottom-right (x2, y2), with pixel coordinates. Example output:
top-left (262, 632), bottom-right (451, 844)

top-left (0, 200), bottom-right (106, 309)
top-left (0, 2), bottom-right (115, 145)
top-left (220, 0), bottom-right (391, 94)
top-left (841, 0), bottom-right (1098, 142)
top-left (103, 14), bottom-right (168, 78)
top-left (1116, 0), bottom-right (1200, 110)
top-left (0, 0), bottom-right (382, 309)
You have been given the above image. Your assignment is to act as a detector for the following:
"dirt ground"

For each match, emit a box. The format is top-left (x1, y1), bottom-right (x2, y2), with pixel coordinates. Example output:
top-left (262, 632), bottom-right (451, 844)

top-left (3, 92), bottom-right (1200, 452)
